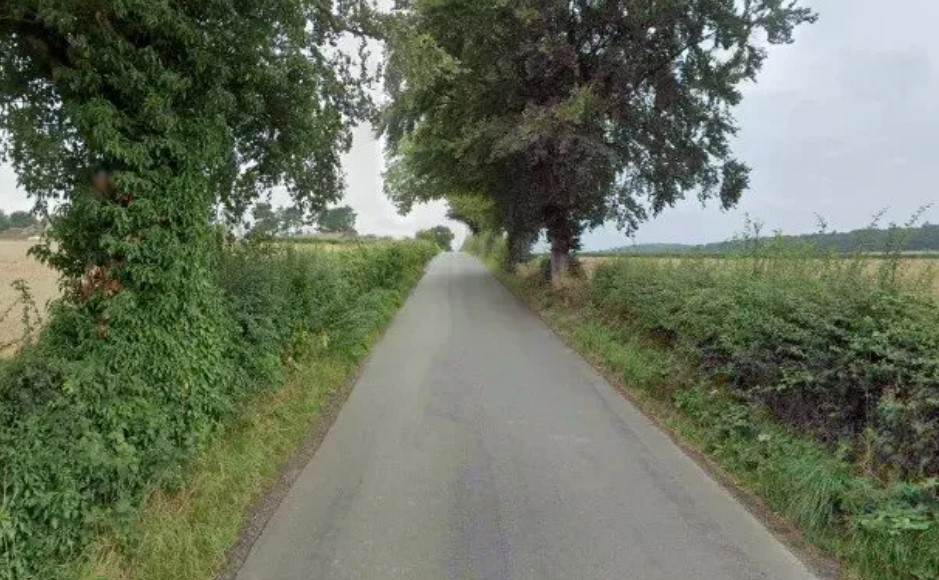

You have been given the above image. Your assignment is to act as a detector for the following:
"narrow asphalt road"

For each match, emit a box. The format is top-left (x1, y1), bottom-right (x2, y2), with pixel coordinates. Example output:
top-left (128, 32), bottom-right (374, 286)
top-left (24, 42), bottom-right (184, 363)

top-left (235, 253), bottom-right (817, 580)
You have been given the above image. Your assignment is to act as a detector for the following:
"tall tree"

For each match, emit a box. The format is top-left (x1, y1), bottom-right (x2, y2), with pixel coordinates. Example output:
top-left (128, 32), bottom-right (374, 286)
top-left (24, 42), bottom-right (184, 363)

top-left (416, 225), bottom-right (455, 251)
top-left (250, 202), bottom-right (281, 237)
top-left (317, 205), bottom-right (358, 234)
top-left (277, 205), bottom-right (307, 236)
top-left (0, 4), bottom-right (376, 573)
top-left (383, 0), bottom-right (815, 282)
top-left (1, 0), bottom-right (375, 297)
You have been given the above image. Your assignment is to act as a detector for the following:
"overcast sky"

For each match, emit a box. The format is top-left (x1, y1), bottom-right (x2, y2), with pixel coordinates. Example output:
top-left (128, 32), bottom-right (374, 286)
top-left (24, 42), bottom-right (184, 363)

top-left (2, 0), bottom-right (937, 250)
top-left (585, 0), bottom-right (939, 250)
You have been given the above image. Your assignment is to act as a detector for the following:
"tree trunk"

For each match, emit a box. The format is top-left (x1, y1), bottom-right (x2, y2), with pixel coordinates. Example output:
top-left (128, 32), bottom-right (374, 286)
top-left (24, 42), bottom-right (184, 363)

top-left (549, 236), bottom-right (571, 285)
top-left (545, 206), bottom-right (573, 287)
top-left (505, 230), bottom-right (529, 271)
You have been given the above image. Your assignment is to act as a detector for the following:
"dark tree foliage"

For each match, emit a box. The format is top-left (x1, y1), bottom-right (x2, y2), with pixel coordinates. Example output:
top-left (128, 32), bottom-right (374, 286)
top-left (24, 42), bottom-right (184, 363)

top-left (416, 225), bottom-right (455, 251)
top-left (277, 205), bottom-right (307, 236)
top-left (249, 202), bottom-right (281, 237)
top-left (701, 223), bottom-right (939, 255)
top-left (248, 203), bottom-right (312, 237)
top-left (382, 0), bottom-right (815, 281)
top-left (317, 205), bottom-right (358, 234)
top-left (616, 223), bottom-right (939, 255)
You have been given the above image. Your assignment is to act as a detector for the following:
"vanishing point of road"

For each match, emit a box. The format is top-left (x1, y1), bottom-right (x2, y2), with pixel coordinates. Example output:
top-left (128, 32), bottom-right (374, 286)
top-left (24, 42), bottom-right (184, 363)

top-left (235, 253), bottom-right (818, 580)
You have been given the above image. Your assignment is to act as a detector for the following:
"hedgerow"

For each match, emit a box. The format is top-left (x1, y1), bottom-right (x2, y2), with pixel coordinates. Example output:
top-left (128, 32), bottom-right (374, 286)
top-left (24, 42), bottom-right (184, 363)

top-left (466, 233), bottom-right (939, 579)
top-left (585, 253), bottom-right (939, 579)
top-left (0, 240), bottom-right (437, 580)
top-left (589, 254), bottom-right (939, 479)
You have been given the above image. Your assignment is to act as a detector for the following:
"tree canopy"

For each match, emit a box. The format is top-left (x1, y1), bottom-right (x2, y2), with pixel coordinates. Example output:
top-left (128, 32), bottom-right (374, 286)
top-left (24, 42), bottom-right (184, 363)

top-left (0, 3), bottom-right (377, 574)
top-left (445, 194), bottom-right (498, 236)
top-left (1, 0), bottom-right (375, 290)
top-left (416, 225), bottom-right (455, 251)
top-left (382, 0), bottom-right (815, 279)
top-left (0, 209), bottom-right (38, 232)
top-left (249, 202), bottom-right (282, 238)
top-left (317, 205), bottom-right (358, 234)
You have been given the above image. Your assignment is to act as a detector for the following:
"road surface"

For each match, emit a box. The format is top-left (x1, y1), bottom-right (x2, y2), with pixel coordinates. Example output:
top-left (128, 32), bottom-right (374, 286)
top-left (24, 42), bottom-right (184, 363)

top-left (235, 253), bottom-right (817, 580)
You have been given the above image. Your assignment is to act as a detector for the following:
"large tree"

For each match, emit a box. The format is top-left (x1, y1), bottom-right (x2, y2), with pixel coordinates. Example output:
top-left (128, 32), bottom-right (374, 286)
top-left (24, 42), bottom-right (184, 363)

top-left (317, 204), bottom-right (358, 234)
top-left (416, 225), bottom-right (455, 251)
top-left (1, 0), bottom-right (375, 299)
top-left (382, 0), bottom-right (815, 281)
top-left (0, 3), bottom-right (376, 573)
top-left (277, 205), bottom-right (307, 236)
top-left (250, 202), bottom-right (281, 237)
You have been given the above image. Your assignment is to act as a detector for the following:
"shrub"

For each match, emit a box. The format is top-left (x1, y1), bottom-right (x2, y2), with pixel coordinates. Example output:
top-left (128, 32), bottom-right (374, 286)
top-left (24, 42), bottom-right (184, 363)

top-left (589, 254), bottom-right (939, 480)
top-left (584, 251), bottom-right (939, 580)
top-left (0, 240), bottom-right (437, 579)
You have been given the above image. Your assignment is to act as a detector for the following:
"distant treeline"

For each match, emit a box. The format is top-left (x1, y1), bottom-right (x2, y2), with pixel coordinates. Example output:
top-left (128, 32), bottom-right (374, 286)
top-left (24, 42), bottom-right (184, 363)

top-left (0, 210), bottom-right (38, 233)
top-left (608, 223), bottom-right (939, 255)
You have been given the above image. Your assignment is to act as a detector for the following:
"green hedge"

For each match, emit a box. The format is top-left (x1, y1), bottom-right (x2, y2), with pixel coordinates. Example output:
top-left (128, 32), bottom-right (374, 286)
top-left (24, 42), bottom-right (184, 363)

top-left (586, 255), bottom-right (939, 579)
top-left (0, 240), bottom-right (437, 579)
top-left (589, 256), bottom-right (939, 478)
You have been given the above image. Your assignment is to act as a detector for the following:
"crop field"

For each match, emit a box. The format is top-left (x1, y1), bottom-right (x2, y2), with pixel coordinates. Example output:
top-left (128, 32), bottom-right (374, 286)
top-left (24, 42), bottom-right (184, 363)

top-left (0, 240), bottom-right (58, 353)
top-left (579, 255), bottom-right (939, 296)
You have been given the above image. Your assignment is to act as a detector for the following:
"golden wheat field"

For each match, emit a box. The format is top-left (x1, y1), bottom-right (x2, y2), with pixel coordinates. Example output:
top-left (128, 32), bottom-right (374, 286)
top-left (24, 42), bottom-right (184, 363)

top-left (0, 240), bottom-right (59, 354)
top-left (1, 246), bottom-right (936, 356)
top-left (580, 256), bottom-right (939, 296)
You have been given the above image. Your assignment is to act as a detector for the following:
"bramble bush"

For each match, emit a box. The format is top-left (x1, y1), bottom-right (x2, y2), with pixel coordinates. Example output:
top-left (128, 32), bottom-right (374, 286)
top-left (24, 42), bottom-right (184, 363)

top-left (0, 240), bottom-right (437, 580)
top-left (588, 252), bottom-right (939, 479)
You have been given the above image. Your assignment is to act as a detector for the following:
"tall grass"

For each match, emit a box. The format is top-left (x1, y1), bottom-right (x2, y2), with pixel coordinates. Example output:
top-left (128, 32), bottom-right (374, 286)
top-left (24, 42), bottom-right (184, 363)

top-left (0, 279), bottom-right (43, 355)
